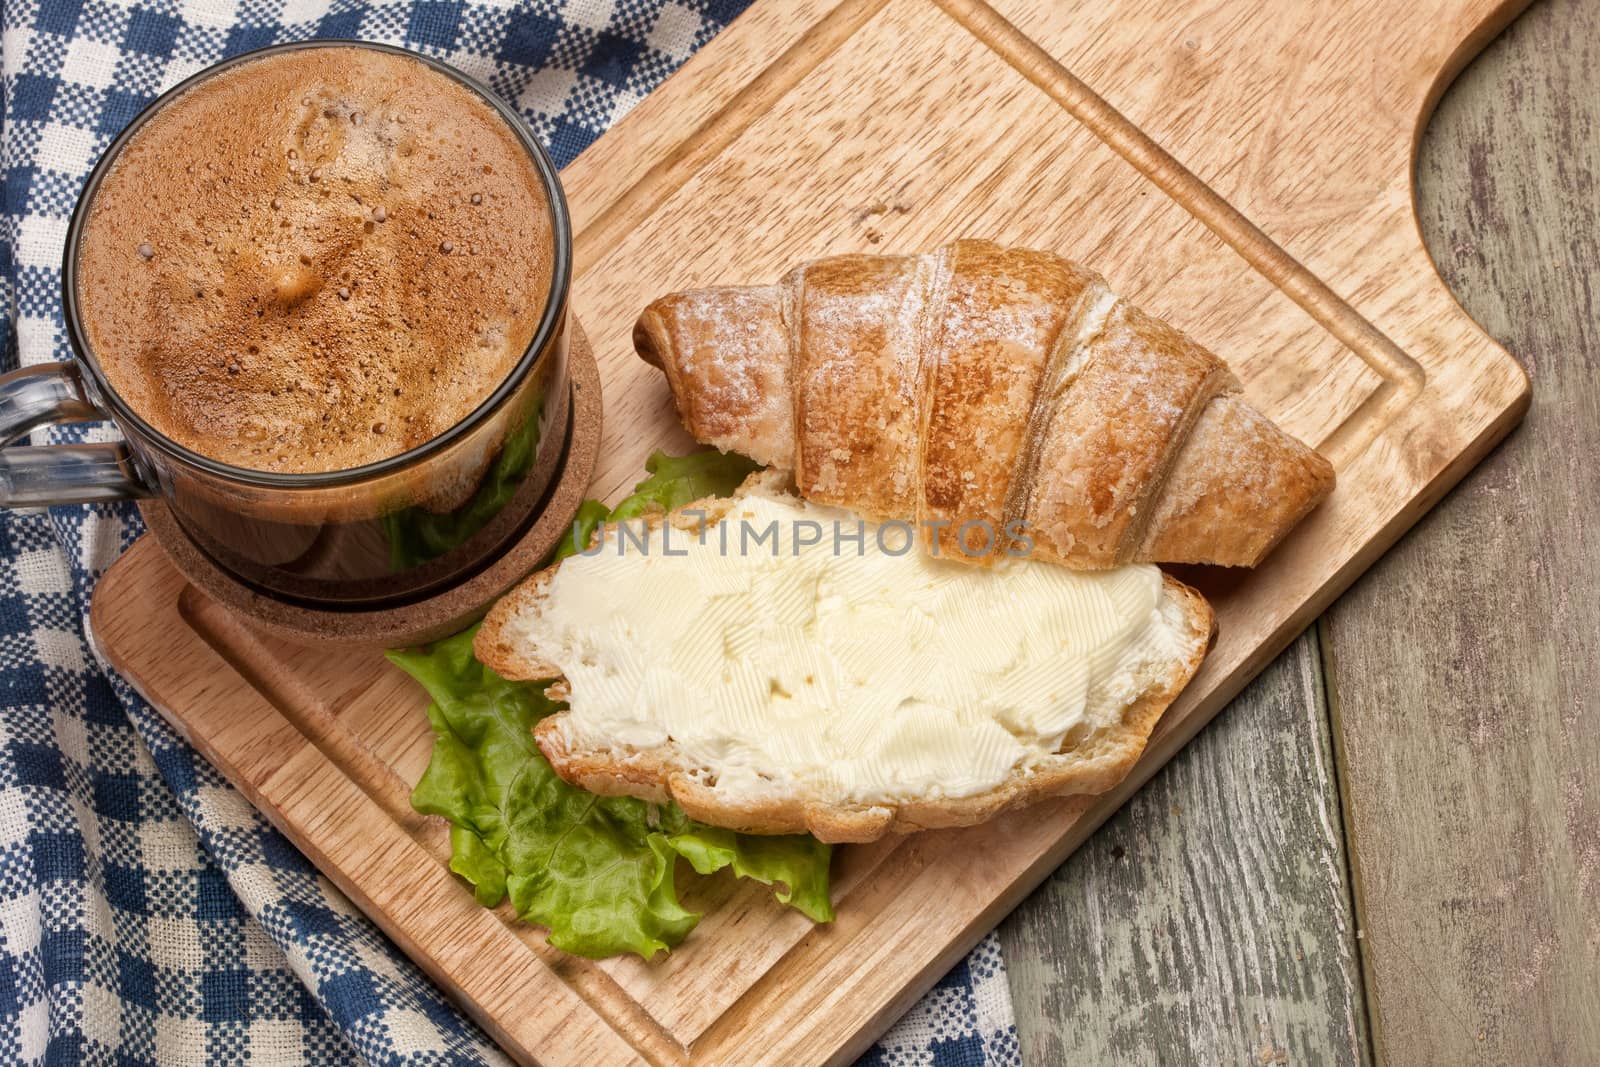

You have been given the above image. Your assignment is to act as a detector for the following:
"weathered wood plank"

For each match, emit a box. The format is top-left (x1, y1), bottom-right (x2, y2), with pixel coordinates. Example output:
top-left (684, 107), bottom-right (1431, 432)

top-left (1000, 630), bottom-right (1368, 1066)
top-left (1325, 0), bottom-right (1600, 1062)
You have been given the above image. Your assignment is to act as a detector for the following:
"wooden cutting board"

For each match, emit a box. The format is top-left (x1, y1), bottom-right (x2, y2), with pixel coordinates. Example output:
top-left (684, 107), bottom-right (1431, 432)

top-left (91, 0), bottom-right (1532, 1062)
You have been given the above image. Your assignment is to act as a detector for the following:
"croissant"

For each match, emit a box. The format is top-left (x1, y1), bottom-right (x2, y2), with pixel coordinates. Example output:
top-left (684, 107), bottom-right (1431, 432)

top-left (633, 239), bottom-right (1335, 569)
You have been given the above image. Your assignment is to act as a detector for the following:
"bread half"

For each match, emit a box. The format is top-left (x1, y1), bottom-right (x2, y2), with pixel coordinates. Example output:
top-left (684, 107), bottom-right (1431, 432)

top-left (477, 472), bottom-right (1215, 844)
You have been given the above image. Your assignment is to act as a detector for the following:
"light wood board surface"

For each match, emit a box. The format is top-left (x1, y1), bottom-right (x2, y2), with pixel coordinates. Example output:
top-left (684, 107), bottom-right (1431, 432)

top-left (91, 0), bottom-right (1533, 1062)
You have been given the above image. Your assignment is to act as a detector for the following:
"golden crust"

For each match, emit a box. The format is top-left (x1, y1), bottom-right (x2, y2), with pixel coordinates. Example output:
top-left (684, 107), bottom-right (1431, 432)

top-left (1139, 393), bottom-right (1337, 566)
top-left (1022, 299), bottom-right (1235, 566)
top-left (790, 253), bottom-right (929, 519)
top-left (474, 569), bottom-right (562, 681)
top-left (633, 240), bottom-right (1335, 570)
top-left (918, 241), bottom-right (1098, 560)
top-left (633, 287), bottom-right (795, 469)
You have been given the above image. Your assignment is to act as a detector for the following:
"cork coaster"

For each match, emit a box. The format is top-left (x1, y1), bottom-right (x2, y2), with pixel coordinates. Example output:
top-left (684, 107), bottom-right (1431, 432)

top-left (143, 318), bottom-right (602, 648)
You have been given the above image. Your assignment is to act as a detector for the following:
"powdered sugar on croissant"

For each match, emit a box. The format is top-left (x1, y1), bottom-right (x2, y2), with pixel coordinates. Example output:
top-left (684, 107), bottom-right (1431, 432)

top-left (634, 239), bottom-right (1335, 569)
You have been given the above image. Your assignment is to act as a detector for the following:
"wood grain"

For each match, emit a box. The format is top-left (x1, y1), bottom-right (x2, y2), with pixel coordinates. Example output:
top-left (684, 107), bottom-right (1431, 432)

top-left (89, 0), bottom-right (1533, 1061)
top-left (1326, 0), bottom-right (1600, 1061)
top-left (1001, 631), bottom-right (1368, 1066)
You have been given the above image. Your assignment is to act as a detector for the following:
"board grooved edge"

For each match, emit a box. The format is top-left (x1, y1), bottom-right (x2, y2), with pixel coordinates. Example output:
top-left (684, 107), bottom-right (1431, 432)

top-left (177, 586), bottom-right (423, 830)
top-left (90, 571), bottom-right (649, 1065)
top-left (928, 0), bottom-right (1429, 456)
top-left (176, 583), bottom-right (697, 1066)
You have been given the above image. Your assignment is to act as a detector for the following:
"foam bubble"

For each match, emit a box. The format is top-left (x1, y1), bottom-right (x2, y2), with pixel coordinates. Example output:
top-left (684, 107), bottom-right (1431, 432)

top-left (77, 46), bottom-right (555, 474)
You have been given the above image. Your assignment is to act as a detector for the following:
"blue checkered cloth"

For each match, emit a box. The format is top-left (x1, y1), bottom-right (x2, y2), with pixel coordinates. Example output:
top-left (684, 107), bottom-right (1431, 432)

top-left (0, 2), bottom-right (1023, 1064)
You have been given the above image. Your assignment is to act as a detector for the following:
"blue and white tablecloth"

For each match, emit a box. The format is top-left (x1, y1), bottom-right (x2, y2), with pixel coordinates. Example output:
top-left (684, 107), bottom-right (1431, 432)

top-left (0, 2), bottom-right (1022, 1064)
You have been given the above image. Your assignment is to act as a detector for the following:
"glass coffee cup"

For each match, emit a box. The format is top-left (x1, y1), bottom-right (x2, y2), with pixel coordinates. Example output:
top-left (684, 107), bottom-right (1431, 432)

top-left (0, 42), bottom-right (573, 610)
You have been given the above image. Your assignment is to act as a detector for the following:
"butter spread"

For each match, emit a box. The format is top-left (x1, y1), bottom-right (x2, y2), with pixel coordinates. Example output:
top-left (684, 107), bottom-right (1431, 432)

top-left (514, 492), bottom-right (1191, 805)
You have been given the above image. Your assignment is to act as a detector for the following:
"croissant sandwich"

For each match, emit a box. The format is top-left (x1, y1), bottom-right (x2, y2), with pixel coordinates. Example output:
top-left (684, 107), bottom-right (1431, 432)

top-left (634, 239), bottom-right (1335, 568)
top-left (478, 471), bottom-right (1214, 843)
top-left (467, 241), bottom-right (1333, 845)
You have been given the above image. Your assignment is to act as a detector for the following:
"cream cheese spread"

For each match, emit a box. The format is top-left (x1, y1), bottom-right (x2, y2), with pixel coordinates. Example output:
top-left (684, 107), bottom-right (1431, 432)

top-left (513, 491), bottom-right (1191, 805)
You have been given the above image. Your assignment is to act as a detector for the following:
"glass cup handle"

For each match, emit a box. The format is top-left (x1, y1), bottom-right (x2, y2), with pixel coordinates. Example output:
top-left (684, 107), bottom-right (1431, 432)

top-left (0, 362), bottom-right (154, 506)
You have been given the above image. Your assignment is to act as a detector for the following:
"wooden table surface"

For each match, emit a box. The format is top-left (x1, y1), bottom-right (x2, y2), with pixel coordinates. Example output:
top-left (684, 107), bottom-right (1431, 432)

top-left (998, 0), bottom-right (1600, 1062)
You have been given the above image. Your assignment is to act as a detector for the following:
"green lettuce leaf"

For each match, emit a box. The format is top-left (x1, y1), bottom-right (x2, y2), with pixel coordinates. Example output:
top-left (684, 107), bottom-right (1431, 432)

top-left (390, 450), bottom-right (831, 960)
top-left (381, 391), bottom-right (544, 570)
top-left (552, 499), bottom-right (610, 564)
top-left (605, 448), bottom-right (759, 522)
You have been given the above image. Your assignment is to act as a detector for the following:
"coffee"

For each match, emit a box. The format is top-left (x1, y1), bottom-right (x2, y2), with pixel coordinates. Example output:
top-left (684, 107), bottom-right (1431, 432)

top-left (76, 46), bottom-right (554, 474)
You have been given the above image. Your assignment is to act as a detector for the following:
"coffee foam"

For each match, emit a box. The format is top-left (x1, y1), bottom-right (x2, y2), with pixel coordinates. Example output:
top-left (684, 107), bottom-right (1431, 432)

top-left (76, 46), bottom-right (555, 474)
